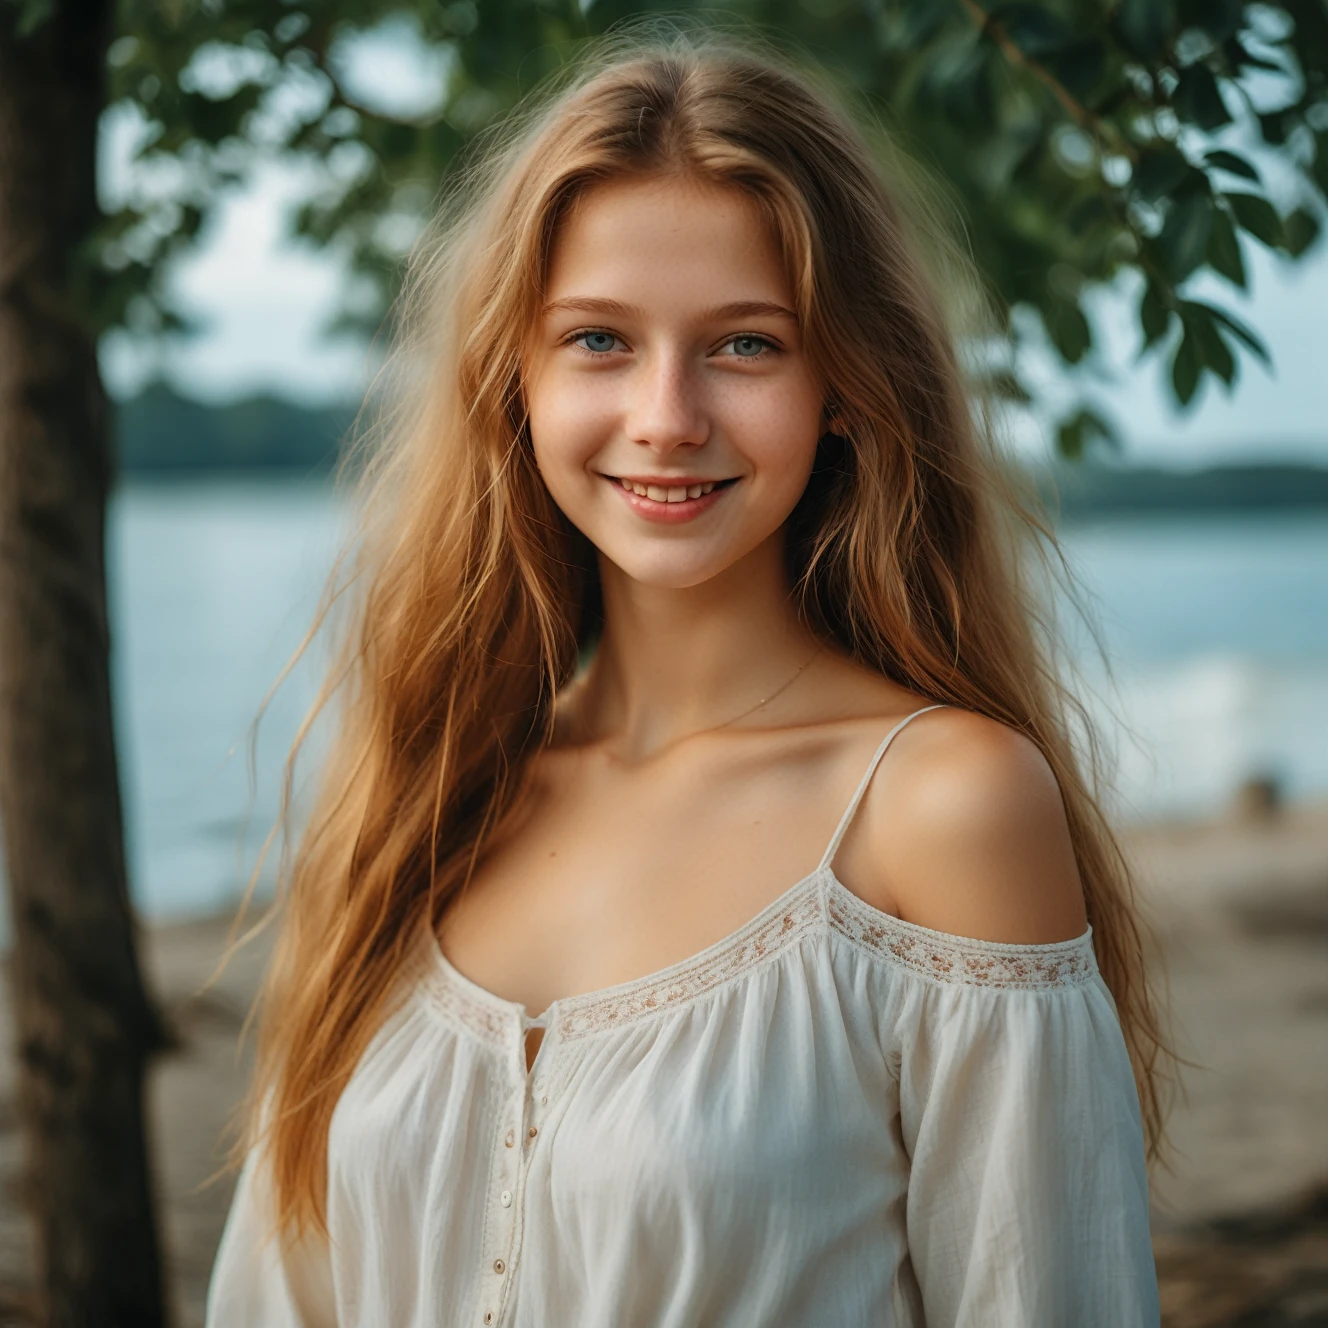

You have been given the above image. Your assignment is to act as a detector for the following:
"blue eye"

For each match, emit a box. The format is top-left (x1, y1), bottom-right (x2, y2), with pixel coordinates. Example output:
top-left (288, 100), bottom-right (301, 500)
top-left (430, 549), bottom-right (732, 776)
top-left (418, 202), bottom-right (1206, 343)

top-left (573, 331), bottom-right (620, 354)
top-left (727, 335), bottom-right (771, 358)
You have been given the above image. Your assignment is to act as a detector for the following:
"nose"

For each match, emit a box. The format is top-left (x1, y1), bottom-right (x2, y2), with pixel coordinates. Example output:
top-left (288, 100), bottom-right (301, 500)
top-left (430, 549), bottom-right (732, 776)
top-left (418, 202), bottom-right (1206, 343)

top-left (624, 348), bottom-right (709, 456)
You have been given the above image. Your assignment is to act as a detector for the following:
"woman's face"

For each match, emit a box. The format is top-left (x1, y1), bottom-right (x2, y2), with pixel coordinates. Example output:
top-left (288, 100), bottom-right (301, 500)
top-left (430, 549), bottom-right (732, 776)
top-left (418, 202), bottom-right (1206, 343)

top-left (524, 174), bottom-right (826, 590)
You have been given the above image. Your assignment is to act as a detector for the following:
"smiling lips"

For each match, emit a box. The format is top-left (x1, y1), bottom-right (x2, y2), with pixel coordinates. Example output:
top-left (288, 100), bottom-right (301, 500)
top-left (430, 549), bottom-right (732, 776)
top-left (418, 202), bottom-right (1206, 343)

top-left (617, 477), bottom-right (721, 502)
top-left (609, 474), bottom-right (734, 523)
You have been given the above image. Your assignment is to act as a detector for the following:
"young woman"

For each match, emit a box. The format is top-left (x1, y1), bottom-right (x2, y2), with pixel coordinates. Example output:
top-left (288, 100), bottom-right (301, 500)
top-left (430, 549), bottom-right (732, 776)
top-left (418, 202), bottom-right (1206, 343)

top-left (207, 34), bottom-right (1164, 1326)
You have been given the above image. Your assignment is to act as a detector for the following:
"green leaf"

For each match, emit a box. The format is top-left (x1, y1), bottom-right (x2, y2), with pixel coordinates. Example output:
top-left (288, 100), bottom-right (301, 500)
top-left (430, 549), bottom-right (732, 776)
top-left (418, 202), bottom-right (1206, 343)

top-left (1173, 64), bottom-right (1232, 131)
top-left (1043, 294), bottom-right (1092, 364)
top-left (1283, 208), bottom-right (1321, 258)
top-left (1258, 110), bottom-right (1291, 146)
top-left (1049, 38), bottom-right (1105, 100)
top-left (1156, 194), bottom-right (1213, 282)
top-left (1139, 281), bottom-right (1171, 349)
top-left (1205, 208), bottom-right (1246, 287)
top-left (1132, 147), bottom-right (1192, 200)
top-left (1057, 416), bottom-right (1087, 459)
top-left (1185, 299), bottom-right (1270, 365)
top-left (1205, 328), bottom-right (1235, 385)
top-left (1203, 149), bottom-right (1259, 182)
top-left (1313, 133), bottom-right (1328, 197)
top-left (1116, 0), bottom-right (1173, 59)
top-left (1055, 406), bottom-right (1117, 459)
top-left (1224, 192), bottom-right (1283, 248)
top-left (1171, 325), bottom-right (1202, 405)
top-left (1181, 304), bottom-right (1235, 386)
top-left (1192, 0), bottom-right (1241, 43)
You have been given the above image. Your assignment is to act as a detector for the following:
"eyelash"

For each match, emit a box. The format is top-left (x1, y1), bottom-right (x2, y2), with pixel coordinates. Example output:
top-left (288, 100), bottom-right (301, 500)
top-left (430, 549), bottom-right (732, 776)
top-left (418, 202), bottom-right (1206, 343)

top-left (564, 330), bottom-right (779, 360)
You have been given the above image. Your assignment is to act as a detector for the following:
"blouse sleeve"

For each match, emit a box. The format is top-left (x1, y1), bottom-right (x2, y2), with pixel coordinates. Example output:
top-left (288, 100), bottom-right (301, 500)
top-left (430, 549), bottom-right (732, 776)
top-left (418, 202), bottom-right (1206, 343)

top-left (205, 1143), bottom-right (338, 1328)
top-left (892, 935), bottom-right (1159, 1326)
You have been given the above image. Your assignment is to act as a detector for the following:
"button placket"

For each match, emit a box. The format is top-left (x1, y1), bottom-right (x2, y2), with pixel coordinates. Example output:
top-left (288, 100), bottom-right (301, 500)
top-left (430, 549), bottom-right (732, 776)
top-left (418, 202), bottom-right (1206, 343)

top-left (480, 1029), bottom-right (529, 1328)
top-left (481, 1010), bottom-right (556, 1326)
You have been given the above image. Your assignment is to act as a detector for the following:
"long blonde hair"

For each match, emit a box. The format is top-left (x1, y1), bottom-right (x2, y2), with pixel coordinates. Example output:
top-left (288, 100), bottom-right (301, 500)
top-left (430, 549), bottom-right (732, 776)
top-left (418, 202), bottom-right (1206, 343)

top-left (243, 30), bottom-right (1166, 1238)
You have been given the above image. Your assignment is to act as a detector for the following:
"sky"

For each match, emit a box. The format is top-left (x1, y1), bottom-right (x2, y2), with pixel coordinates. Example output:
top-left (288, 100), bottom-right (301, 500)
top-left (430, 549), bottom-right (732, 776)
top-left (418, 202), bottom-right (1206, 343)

top-left (97, 24), bottom-right (1328, 471)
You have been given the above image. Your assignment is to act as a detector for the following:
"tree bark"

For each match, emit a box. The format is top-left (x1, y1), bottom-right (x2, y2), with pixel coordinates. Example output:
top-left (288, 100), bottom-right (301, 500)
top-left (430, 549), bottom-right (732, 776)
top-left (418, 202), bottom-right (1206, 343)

top-left (0, 5), bottom-right (170, 1325)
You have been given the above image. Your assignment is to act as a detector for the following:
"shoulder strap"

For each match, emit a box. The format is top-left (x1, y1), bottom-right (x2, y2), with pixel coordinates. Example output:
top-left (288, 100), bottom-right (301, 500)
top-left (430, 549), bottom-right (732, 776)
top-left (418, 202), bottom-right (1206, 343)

top-left (817, 705), bottom-right (948, 872)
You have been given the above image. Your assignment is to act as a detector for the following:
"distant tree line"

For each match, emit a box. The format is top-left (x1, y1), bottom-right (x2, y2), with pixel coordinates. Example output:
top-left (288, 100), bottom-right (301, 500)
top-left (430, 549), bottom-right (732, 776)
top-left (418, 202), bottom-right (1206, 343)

top-left (115, 378), bottom-right (355, 475)
top-left (1044, 458), bottom-right (1328, 515)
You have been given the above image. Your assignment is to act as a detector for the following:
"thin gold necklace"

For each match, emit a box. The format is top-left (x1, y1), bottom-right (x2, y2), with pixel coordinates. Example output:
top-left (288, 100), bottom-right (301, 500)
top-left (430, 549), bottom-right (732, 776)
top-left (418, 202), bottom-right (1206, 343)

top-left (708, 644), bottom-right (823, 733)
top-left (565, 644), bottom-right (822, 743)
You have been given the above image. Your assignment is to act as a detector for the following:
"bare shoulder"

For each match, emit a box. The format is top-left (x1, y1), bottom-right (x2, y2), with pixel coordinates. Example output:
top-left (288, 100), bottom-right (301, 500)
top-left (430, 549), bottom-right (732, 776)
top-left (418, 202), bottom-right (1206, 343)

top-left (836, 706), bottom-right (1088, 944)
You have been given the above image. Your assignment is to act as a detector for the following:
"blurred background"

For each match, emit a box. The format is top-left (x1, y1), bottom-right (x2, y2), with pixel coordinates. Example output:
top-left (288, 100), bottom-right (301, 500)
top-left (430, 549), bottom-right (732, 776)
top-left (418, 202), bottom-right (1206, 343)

top-left (1, 4), bottom-right (1325, 1326)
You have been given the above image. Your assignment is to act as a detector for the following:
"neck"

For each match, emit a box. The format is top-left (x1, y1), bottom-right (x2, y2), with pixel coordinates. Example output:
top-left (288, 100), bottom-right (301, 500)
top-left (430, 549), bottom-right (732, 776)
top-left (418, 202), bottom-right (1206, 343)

top-left (572, 532), bottom-right (821, 759)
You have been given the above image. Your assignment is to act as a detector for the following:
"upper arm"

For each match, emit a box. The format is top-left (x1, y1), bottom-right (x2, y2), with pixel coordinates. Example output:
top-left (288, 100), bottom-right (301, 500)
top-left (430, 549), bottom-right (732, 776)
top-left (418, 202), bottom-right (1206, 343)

top-left (206, 1146), bottom-right (337, 1328)
top-left (839, 708), bottom-right (1088, 944)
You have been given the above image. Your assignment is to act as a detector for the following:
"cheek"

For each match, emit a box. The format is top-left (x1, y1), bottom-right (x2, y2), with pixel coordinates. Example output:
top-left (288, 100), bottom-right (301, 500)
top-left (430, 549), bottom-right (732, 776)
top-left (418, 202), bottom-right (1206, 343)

top-left (731, 384), bottom-right (823, 497)
top-left (526, 375), bottom-right (612, 495)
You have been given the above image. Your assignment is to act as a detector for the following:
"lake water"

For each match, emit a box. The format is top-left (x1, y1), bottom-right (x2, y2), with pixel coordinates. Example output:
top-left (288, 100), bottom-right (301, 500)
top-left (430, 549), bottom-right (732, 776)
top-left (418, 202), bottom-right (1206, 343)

top-left (13, 482), bottom-right (1328, 924)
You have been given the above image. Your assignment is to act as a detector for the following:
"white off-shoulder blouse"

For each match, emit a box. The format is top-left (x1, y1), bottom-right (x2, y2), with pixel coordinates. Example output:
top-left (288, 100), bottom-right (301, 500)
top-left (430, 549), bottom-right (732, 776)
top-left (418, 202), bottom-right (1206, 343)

top-left (207, 706), bottom-right (1160, 1327)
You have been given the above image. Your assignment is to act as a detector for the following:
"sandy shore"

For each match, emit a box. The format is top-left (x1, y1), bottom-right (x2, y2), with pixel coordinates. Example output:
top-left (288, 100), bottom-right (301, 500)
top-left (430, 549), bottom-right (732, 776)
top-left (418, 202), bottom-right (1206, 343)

top-left (2, 803), bottom-right (1326, 1326)
top-left (1127, 801), bottom-right (1328, 1324)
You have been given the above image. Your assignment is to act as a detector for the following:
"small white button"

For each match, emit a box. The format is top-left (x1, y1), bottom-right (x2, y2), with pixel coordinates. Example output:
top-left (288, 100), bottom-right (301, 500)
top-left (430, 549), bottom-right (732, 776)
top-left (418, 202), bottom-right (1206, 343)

top-left (504, 1129), bottom-right (515, 1148)
top-left (540, 1094), bottom-right (548, 1105)
top-left (500, 1189), bottom-right (512, 1207)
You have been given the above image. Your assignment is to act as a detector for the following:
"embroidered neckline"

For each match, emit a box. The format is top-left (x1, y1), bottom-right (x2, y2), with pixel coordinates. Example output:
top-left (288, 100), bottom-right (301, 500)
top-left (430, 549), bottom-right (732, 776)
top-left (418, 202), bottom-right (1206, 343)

top-left (418, 867), bottom-right (1098, 1048)
top-left (825, 883), bottom-right (1098, 990)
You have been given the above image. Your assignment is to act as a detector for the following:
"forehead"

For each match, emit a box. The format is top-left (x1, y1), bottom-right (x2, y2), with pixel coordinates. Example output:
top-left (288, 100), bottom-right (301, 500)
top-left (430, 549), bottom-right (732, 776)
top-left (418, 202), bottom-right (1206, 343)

top-left (543, 174), bottom-right (793, 311)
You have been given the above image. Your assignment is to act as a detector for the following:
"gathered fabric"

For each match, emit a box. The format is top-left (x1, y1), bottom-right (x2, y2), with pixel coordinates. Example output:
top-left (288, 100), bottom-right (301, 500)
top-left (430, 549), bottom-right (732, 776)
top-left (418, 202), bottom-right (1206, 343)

top-left (207, 707), bottom-right (1160, 1327)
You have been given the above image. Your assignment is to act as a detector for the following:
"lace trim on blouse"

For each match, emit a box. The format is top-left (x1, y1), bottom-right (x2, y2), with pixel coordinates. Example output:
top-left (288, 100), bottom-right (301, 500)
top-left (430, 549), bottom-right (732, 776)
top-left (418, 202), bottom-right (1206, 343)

top-left (557, 880), bottom-right (827, 1038)
top-left (420, 867), bottom-right (1098, 1048)
top-left (415, 943), bottom-right (515, 1047)
top-left (825, 880), bottom-right (1097, 990)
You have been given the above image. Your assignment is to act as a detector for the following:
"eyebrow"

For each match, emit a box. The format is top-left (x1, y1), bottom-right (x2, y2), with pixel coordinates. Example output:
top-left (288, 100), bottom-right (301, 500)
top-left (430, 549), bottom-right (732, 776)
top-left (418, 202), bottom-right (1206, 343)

top-left (540, 296), bottom-right (799, 322)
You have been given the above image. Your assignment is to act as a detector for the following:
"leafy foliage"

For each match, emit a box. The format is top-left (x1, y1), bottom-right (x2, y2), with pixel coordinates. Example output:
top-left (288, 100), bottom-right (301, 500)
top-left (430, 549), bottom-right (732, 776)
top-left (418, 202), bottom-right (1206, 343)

top-left (98, 0), bottom-right (1328, 452)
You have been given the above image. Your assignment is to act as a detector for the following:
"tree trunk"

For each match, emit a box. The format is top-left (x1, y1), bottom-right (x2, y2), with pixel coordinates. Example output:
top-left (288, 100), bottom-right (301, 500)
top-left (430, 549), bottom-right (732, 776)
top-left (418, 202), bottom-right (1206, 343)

top-left (0, 5), bottom-right (170, 1326)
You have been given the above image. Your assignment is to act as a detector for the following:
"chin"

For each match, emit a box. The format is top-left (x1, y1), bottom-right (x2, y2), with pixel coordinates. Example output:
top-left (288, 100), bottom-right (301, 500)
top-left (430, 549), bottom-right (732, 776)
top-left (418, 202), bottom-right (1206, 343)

top-left (602, 547), bottom-right (741, 591)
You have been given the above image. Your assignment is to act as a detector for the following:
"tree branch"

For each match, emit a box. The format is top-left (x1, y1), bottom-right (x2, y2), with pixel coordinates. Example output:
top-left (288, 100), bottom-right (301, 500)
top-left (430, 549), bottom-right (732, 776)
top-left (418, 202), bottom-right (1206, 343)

top-left (957, 0), bottom-right (1137, 160)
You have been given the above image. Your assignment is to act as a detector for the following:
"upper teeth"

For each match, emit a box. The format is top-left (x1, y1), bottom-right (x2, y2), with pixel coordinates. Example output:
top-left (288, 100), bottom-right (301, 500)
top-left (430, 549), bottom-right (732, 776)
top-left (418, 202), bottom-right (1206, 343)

top-left (620, 479), bottom-right (718, 502)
